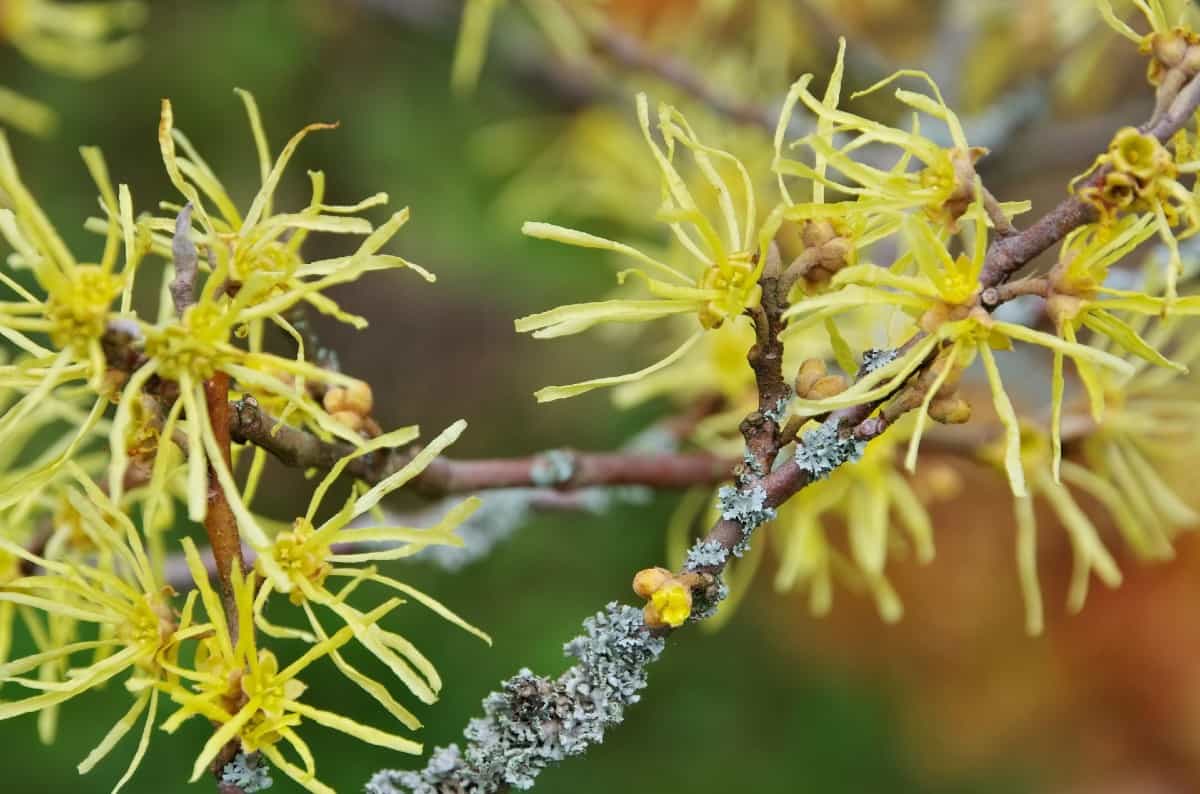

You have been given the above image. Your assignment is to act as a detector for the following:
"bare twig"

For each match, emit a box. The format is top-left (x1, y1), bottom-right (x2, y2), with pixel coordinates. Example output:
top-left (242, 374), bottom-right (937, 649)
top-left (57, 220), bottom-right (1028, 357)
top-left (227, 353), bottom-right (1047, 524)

top-left (228, 396), bottom-right (735, 494)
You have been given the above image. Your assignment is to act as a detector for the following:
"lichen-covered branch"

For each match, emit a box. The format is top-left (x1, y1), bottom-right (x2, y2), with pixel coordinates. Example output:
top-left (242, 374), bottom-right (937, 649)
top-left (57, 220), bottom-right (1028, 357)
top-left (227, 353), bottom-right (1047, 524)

top-left (365, 603), bottom-right (664, 794)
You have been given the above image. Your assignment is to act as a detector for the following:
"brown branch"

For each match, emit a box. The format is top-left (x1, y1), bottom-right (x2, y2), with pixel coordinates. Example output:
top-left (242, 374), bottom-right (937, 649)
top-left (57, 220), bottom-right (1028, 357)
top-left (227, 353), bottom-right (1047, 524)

top-left (163, 207), bottom-right (252, 793)
top-left (228, 396), bottom-right (735, 494)
top-left (203, 372), bottom-right (245, 630)
top-left (979, 71), bottom-right (1200, 288)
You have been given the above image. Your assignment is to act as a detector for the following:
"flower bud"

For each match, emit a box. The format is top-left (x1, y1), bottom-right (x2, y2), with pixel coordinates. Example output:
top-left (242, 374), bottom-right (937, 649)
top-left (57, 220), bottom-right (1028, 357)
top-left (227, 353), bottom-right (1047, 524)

top-left (344, 380), bottom-right (374, 416)
top-left (331, 410), bottom-right (364, 432)
top-left (774, 219), bottom-right (807, 262)
top-left (795, 358), bottom-right (827, 396)
top-left (1152, 31), bottom-right (1189, 70)
top-left (632, 566), bottom-right (672, 599)
top-left (801, 218), bottom-right (836, 249)
top-left (324, 387), bottom-right (349, 414)
top-left (928, 396), bottom-right (971, 424)
top-left (806, 374), bottom-right (848, 400)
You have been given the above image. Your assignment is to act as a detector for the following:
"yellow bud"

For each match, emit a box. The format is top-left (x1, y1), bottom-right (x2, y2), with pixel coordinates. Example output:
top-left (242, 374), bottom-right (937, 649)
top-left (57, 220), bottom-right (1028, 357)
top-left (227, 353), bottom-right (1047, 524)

top-left (344, 380), bottom-right (374, 416)
top-left (632, 567), bottom-right (672, 599)
top-left (806, 374), bottom-right (848, 400)
top-left (1152, 31), bottom-right (1189, 69)
top-left (795, 358), bottom-right (827, 396)
top-left (324, 387), bottom-right (350, 414)
top-left (331, 410), bottom-right (364, 432)
top-left (774, 219), bottom-right (807, 262)
top-left (928, 396), bottom-right (971, 424)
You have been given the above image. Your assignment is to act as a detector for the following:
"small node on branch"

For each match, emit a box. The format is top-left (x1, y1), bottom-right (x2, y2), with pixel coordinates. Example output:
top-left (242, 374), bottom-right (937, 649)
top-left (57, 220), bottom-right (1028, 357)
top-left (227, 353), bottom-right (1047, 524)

top-left (929, 396), bottom-right (972, 424)
top-left (633, 567), bottom-right (691, 628)
top-left (529, 448), bottom-right (578, 487)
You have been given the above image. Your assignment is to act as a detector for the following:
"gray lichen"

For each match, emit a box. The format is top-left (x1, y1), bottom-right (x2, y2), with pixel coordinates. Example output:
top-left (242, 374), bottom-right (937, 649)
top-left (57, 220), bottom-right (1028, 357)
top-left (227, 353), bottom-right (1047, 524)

top-left (365, 603), bottom-right (665, 793)
top-left (529, 449), bottom-right (577, 487)
top-left (688, 578), bottom-right (729, 621)
top-left (859, 347), bottom-right (899, 376)
top-left (794, 418), bottom-right (866, 481)
top-left (717, 484), bottom-right (775, 527)
top-left (684, 538), bottom-right (730, 571)
top-left (741, 448), bottom-right (765, 478)
top-left (763, 389), bottom-right (793, 423)
top-left (717, 484), bottom-right (776, 556)
top-left (220, 752), bottom-right (273, 793)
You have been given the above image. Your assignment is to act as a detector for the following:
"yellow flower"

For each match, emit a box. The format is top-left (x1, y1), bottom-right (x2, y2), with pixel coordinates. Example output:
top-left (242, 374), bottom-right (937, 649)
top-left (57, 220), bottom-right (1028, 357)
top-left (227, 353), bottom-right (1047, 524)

top-left (784, 202), bottom-right (1137, 497)
top-left (1044, 216), bottom-right (1200, 475)
top-left (0, 463), bottom-right (205, 793)
top-left (102, 278), bottom-right (385, 590)
top-left (775, 47), bottom-right (1029, 234)
top-left (0, 134), bottom-right (135, 494)
top-left (166, 540), bottom-right (421, 794)
top-left (1070, 319), bottom-right (1200, 560)
top-left (518, 93), bottom-right (774, 402)
top-left (81, 93), bottom-right (442, 590)
top-left (1073, 126), bottom-right (1200, 298)
top-left (251, 421), bottom-right (488, 728)
top-left (150, 91), bottom-right (433, 329)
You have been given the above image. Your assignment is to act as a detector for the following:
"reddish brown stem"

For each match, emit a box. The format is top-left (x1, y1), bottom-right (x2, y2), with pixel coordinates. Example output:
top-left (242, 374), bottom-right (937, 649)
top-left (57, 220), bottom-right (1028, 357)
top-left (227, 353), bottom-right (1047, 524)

top-left (203, 371), bottom-right (245, 635)
top-left (228, 397), bottom-right (735, 494)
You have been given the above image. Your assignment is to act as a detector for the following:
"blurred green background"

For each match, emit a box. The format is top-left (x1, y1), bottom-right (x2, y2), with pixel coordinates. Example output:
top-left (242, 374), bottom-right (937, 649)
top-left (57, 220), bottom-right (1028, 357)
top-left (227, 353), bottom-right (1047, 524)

top-left (0, 1), bottom-right (1099, 791)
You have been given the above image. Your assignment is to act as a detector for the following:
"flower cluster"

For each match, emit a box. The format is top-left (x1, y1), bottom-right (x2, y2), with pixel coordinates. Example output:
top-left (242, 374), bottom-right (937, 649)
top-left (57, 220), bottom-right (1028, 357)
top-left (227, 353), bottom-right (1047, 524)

top-left (0, 94), bottom-right (486, 791)
top-left (510, 8), bottom-right (1200, 634)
